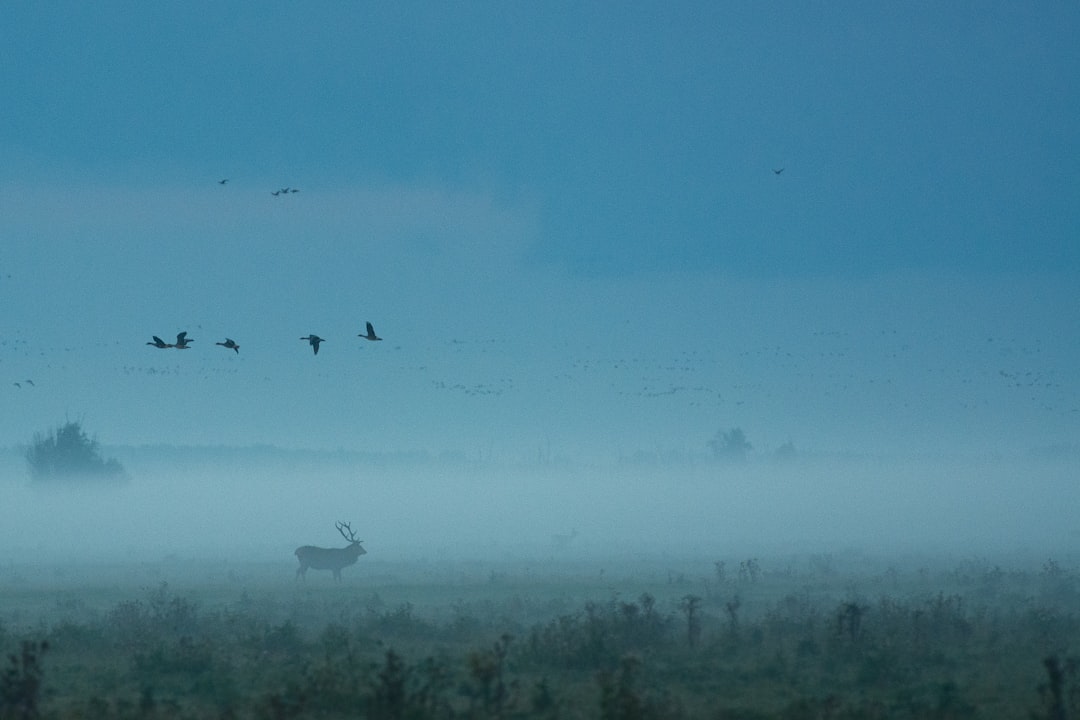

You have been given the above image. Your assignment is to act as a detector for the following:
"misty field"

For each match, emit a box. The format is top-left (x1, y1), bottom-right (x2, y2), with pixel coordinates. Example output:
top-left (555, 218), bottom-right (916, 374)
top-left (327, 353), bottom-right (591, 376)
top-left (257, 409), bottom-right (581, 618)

top-left (1, 552), bottom-right (1078, 719)
top-left (2, 447), bottom-right (1079, 717)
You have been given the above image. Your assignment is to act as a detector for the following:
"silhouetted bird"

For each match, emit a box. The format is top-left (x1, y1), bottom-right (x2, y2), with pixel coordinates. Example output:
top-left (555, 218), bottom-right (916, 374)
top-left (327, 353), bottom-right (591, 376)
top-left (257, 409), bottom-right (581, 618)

top-left (773, 168), bottom-right (784, 175)
top-left (301, 335), bottom-right (325, 355)
top-left (174, 332), bottom-right (193, 349)
top-left (271, 191), bottom-right (281, 196)
top-left (147, 336), bottom-right (173, 349)
top-left (359, 322), bottom-right (382, 341)
top-left (24, 379), bottom-right (34, 387)
top-left (218, 179), bottom-right (229, 185)
top-left (216, 338), bottom-right (240, 353)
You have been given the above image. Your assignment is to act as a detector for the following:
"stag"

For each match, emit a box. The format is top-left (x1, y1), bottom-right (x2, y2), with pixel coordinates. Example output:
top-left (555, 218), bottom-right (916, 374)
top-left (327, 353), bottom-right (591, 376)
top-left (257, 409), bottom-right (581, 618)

top-left (551, 528), bottom-right (579, 550)
top-left (295, 521), bottom-right (367, 580)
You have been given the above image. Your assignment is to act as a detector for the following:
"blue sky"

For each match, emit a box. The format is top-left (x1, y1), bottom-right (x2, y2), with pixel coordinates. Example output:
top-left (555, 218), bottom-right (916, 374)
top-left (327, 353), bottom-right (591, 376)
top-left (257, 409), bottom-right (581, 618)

top-left (2, 2), bottom-right (1079, 460)
top-left (5, 3), bottom-right (1078, 276)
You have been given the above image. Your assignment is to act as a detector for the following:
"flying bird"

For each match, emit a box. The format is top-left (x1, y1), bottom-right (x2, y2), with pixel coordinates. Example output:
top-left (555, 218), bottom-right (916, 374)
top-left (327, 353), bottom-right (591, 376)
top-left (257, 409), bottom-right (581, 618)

top-left (773, 168), bottom-right (784, 175)
top-left (271, 191), bottom-right (281, 196)
top-left (218, 179), bottom-right (229, 185)
top-left (301, 335), bottom-right (325, 355)
top-left (216, 338), bottom-right (240, 353)
top-left (24, 379), bottom-right (34, 387)
top-left (147, 335), bottom-right (173, 349)
top-left (359, 322), bottom-right (382, 341)
top-left (173, 331), bottom-right (193, 349)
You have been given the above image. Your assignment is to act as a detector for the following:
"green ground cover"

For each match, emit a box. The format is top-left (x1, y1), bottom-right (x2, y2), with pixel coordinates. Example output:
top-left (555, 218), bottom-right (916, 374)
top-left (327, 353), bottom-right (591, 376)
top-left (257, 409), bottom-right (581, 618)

top-left (0, 554), bottom-right (1076, 719)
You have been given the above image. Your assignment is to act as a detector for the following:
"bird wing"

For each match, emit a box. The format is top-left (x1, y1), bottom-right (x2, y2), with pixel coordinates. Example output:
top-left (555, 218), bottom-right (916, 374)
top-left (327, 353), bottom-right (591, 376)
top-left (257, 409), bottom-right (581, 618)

top-left (366, 322), bottom-right (375, 336)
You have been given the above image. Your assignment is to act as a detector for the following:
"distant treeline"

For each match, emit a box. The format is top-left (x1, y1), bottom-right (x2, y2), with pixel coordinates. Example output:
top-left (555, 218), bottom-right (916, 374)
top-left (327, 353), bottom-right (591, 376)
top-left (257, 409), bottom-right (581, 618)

top-left (105, 443), bottom-right (456, 468)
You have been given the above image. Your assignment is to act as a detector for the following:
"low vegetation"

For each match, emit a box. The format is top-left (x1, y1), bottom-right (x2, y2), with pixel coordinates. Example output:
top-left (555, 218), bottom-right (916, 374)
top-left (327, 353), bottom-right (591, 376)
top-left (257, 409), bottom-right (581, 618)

top-left (0, 555), bottom-right (1077, 718)
top-left (23, 421), bottom-right (126, 485)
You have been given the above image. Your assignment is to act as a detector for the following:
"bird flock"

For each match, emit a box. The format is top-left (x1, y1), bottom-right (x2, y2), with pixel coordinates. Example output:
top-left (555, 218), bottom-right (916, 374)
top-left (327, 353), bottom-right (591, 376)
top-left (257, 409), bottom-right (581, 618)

top-left (217, 179), bottom-right (300, 197)
top-left (147, 323), bottom-right (382, 356)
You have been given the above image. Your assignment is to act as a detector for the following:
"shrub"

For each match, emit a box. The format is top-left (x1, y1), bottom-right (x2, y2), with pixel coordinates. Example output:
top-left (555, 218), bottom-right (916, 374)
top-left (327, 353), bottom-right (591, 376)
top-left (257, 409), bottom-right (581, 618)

top-left (23, 421), bottom-right (126, 484)
top-left (708, 427), bottom-right (752, 461)
top-left (0, 640), bottom-right (48, 720)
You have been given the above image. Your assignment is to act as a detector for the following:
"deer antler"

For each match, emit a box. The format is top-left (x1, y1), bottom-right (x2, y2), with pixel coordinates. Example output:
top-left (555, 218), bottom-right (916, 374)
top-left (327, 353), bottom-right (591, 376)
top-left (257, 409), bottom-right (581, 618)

top-left (335, 521), bottom-right (362, 544)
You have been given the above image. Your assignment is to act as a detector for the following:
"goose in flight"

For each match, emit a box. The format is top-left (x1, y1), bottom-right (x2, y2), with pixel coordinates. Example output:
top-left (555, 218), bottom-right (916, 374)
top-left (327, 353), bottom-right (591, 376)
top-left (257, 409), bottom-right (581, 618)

top-left (216, 338), bottom-right (240, 353)
top-left (218, 179), bottom-right (229, 185)
top-left (773, 168), bottom-right (784, 175)
top-left (147, 335), bottom-right (173, 349)
top-left (300, 335), bottom-right (325, 355)
top-left (359, 322), bottom-right (382, 341)
top-left (173, 331), bottom-right (193, 349)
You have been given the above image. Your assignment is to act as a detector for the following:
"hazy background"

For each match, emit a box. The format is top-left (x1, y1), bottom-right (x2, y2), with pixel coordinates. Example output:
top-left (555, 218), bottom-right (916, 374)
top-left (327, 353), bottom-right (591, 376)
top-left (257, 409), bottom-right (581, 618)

top-left (1, 3), bottom-right (1078, 565)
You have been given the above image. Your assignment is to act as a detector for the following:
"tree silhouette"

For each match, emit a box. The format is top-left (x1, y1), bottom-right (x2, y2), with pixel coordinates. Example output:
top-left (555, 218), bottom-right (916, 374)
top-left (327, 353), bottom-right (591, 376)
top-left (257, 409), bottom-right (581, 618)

top-left (708, 427), bottom-right (752, 461)
top-left (774, 440), bottom-right (797, 462)
top-left (24, 421), bottom-right (126, 484)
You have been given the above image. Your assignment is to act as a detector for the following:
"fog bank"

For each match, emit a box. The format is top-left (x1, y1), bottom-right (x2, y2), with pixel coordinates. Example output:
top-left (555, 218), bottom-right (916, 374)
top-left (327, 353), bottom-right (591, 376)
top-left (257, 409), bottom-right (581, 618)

top-left (1, 447), bottom-right (1076, 568)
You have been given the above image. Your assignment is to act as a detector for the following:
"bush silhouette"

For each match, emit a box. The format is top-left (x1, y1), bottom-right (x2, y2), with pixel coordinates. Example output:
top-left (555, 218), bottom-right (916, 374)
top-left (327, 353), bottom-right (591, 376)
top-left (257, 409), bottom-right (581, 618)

top-left (708, 427), bottom-right (752, 461)
top-left (24, 420), bottom-right (126, 484)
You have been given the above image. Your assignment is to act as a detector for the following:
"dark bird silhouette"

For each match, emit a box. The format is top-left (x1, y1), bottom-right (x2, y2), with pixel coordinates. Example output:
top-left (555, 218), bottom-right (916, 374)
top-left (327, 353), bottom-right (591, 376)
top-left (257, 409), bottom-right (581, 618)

top-left (147, 335), bottom-right (173, 349)
top-left (174, 331), bottom-right (193, 349)
top-left (271, 191), bottom-right (281, 196)
top-left (25, 379), bottom-right (34, 387)
top-left (216, 338), bottom-right (240, 353)
top-left (218, 179), bottom-right (229, 185)
top-left (301, 335), bottom-right (325, 355)
top-left (13, 382), bottom-right (20, 389)
top-left (359, 322), bottom-right (382, 342)
top-left (773, 168), bottom-right (784, 175)
top-left (290, 188), bottom-right (300, 193)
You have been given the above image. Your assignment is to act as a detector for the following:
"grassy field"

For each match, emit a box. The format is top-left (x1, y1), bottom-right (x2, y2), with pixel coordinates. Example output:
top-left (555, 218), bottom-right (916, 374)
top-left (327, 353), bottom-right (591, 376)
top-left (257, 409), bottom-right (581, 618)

top-left (1, 552), bottom-right (1078, 719)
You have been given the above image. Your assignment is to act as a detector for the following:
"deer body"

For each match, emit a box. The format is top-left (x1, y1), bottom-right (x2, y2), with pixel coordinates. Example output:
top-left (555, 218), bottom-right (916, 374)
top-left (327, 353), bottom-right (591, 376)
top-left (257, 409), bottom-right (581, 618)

top-left (295, 522), bottom-right (367, 580)
top-left (551, 528), bottom-right (578, 550)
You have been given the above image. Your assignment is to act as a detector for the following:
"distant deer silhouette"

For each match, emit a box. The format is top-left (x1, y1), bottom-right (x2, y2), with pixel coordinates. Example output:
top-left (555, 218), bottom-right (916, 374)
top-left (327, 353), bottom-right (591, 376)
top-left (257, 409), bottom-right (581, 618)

top-left (551, 528), bottom-right (579, 550)
top-left (295, 521), bottom-right (367, 580)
